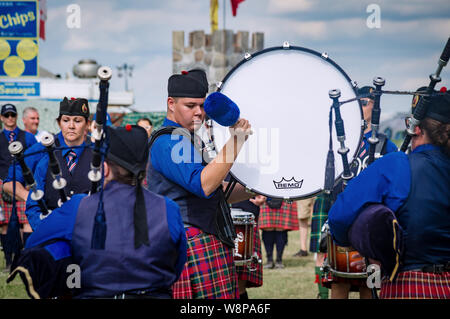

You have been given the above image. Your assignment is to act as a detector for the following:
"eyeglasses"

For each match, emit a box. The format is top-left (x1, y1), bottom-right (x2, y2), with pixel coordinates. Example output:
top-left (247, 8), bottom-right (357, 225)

top-left (2, 113), bottom-right (17, 118)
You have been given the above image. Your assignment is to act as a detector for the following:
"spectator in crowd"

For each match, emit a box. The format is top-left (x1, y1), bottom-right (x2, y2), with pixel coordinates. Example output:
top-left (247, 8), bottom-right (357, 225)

top-left (259, 199), bottom-right (298, 269)
top-left (137, 117), bottom-right (153, 138)
top-left (293, 197), bottom-right (315, 257)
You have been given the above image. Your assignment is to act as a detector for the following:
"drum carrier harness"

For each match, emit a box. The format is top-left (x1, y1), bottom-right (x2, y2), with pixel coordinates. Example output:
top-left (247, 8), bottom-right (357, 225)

top-left (148, 126), bottom-right (236, 248)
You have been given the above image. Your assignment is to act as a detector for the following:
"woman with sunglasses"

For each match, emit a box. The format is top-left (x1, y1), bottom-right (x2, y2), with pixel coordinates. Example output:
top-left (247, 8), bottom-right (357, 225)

top-left (0, 103), bottom-right (37, 271)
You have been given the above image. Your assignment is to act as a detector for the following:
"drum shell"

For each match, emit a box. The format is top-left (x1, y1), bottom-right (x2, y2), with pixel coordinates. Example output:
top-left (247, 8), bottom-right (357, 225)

top-left (233, 224), bottom-right (254, 262)
top-left (326, 233), bottom-right (367, 284)
top-left (231, 210), bottom-right (255, 264)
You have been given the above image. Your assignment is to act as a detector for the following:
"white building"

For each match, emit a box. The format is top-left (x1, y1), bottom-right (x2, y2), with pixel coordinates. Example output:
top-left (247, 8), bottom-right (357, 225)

top-left (0, 60), bottom-right (134, 133)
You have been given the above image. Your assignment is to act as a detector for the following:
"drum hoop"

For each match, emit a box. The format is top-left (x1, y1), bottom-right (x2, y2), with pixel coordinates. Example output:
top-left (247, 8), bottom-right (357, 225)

top-left (233, 220), bottom-right (255, 225)
top-left (215, 45), bottom-right (364, 200)
top-left (329, 268), bottom-right (368, 279)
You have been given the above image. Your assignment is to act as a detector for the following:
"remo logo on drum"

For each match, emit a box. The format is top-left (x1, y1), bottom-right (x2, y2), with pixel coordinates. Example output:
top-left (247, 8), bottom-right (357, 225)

top-left (273, 177), bottom-right (303, 190)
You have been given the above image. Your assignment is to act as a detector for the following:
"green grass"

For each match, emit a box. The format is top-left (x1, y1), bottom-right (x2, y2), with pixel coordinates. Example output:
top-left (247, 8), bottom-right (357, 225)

top-left (0, 230), bottom-right (360, 299)
top-left (247, 230), bottom-right (360, 299)
top-left (247, 230), bottom-right (319, 299)
top-left (0, 257), bottom-right (28, 299)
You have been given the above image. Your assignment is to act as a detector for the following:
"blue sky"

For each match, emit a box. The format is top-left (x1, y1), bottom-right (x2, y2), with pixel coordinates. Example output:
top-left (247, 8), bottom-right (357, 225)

top-left (39, 0), bottom-right (450, 112)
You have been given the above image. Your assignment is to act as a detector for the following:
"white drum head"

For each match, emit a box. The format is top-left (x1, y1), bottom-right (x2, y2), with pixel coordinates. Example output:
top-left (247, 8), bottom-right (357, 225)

top-left (212, 46), bottom-right (363, 200)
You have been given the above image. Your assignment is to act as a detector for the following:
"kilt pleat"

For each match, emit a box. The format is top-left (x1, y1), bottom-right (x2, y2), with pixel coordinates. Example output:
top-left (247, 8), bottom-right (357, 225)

top-left (172, 226), bottom-right (239, 299)
top-left (258, 201), bottom-right (299, 231)
top-left (0, 180), bottom-right (28, 225)
top-left (309, 194), bottom-right (331, 253)
top-left (236, 226), bottom-right (263, 287)
top-left (380, 271), bottom-right (450, 299)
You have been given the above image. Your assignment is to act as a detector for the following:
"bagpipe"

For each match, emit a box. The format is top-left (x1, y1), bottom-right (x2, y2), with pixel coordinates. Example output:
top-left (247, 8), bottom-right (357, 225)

top-left (320, 37), bottom-right (450, 298)
top-left (5, 66), bottom-right (113, 256)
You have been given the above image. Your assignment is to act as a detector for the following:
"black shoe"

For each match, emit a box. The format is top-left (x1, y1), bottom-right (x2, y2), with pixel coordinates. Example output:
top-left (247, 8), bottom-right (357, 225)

top-left (293, 250), bottom-right (308, 257)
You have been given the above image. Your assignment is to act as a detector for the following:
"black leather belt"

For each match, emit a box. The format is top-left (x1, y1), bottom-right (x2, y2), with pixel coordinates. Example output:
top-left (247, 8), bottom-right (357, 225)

top-left (112, 293), bottom-right (158, 299)
top-left (111, 289), bottom-right (171, 299)
top-left (413, 263), bottom-right (450, 274)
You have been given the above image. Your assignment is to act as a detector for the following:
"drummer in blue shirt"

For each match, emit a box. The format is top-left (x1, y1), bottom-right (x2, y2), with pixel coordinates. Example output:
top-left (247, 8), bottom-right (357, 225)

top-left (25, 97), bottom-right (93, 230)
top-left (328, 91), bottom-right (450, 299)
top-left (147, 69), bottom-right (253, 299)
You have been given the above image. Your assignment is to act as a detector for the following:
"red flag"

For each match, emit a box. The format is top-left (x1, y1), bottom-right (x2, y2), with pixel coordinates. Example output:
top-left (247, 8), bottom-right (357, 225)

top-left (231, 0), bottom-right (245, 17)
top-left (39, 0), bottom-right (47, 40)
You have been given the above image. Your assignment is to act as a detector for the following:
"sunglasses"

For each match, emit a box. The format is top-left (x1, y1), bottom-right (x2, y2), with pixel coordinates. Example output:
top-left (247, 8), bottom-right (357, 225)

top-left (3, 113), bottom-right (17, 118)
top-left (360, 99), bottom-right (371, 107)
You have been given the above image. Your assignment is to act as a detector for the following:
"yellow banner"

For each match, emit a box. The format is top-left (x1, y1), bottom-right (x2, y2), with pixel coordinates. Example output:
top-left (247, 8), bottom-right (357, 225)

top-left (210, 0), bottom-right (218, 32)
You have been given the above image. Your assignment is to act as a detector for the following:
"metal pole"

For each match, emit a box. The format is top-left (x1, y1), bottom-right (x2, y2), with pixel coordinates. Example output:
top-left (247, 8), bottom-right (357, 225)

top-left (223, 0), bottom-right (226, 30)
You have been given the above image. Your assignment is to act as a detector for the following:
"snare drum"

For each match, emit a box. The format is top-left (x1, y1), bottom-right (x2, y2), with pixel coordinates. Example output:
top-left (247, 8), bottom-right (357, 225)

top-left (323, 229), bottom-right (367, 286)
top-left (231, 209), bottom-right (255, 266)
top-left (211, 44), bottom-right (364, 200)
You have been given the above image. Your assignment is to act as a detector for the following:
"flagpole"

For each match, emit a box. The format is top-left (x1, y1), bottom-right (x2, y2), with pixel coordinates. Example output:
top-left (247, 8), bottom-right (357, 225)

top-left (223, 0), bottom-right (226, 30)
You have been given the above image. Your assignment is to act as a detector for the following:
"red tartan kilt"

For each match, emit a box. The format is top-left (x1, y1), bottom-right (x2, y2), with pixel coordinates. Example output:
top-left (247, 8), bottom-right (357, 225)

top-left (235, 226), bottom-right (263, 288)
top-left (172, 226), bottom-right (239, 299)
top-left (380, 271), bottom-right (450, 299)
top-left (0, 180), bottom-right (29, 225)
top-left (258, 201), bottom-right (299, 231)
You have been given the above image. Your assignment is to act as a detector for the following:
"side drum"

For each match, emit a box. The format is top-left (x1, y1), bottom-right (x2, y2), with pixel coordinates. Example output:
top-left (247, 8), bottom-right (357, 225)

top-left (324, 230), bottom-right (367, 286)
top-left (231, 209), bottom-right (255, 267)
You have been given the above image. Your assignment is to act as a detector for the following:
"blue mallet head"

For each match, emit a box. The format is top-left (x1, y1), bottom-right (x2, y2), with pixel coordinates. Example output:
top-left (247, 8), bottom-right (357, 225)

top-left (204, 92), bottom-right (240, 127)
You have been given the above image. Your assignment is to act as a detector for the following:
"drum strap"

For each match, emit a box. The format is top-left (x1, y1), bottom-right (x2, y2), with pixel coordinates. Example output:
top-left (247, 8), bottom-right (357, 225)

top-left (148, 126), bottom-right (236, 248)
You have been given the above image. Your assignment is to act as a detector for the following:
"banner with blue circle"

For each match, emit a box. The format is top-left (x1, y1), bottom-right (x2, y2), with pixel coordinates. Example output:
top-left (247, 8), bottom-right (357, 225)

top-left (0, 38), bottom-right (38, 77)
top-left (0, 1), bottom-right (39, 77)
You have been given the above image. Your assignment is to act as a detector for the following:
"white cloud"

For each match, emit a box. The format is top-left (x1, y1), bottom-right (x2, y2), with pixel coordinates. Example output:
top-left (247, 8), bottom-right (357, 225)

top-left (130, 55), bottom-right (172, 111)
top-left (267, 0), bottom-right (314, 13)
top-left (38, 0), bottom-right (450, 116)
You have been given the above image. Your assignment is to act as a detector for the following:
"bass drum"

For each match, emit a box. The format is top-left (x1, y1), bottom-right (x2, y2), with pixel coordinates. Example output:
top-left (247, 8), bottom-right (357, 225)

top-left (211, 45), bottom-right (364, 200)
